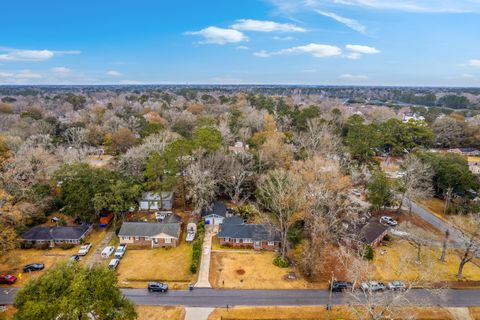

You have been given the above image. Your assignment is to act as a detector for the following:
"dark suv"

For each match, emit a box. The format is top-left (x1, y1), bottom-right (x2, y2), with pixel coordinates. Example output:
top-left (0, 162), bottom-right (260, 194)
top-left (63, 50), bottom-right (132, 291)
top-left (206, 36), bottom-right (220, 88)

top-left (330, 281), bottom-right (353, 292)
top-left (148, 282), bottom-right (168, 292)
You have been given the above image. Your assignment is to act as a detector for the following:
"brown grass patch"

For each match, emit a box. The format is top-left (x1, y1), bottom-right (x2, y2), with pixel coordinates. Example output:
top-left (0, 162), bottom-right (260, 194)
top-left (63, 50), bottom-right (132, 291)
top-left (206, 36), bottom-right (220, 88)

top-left (135, 306), bottom-right (185, 320)
top-left (373, 239), bottom-right (480, 282)
top-left (209, 251), bottom-right (317, 289)
top-left (470, 307), bottom-right (480, 320)
top-left (116, 241), bottom-right (195, 288)
top-left (208, 306), bottom-right (453, 320)
top-left (236, 269), bottom-right (246, 275)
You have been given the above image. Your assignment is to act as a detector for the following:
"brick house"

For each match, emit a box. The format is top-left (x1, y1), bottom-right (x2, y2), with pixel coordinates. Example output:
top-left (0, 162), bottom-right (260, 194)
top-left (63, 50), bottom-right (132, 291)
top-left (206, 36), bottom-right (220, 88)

top-left (217, 217), bottom-right (280, 251)
top-left (21, 224), bottom-right (92, 248)
top-left (359, 220), bottom-right (390, 247)
top-left (118, 222), bottom-right (181, 248)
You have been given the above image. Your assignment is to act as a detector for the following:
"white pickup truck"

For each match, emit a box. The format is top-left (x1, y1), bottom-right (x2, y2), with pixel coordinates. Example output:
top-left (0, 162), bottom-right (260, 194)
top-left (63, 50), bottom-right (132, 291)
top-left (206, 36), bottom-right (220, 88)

top-left (114, 244), bottom-right (127, 259)
top-left (77, 243), bottom-right (92, 256)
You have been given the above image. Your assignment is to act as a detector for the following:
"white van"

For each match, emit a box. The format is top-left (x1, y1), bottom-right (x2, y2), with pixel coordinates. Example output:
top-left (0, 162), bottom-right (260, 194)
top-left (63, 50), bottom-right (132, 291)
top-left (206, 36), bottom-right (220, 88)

top-left (101, 246), bottom-right (115, 259)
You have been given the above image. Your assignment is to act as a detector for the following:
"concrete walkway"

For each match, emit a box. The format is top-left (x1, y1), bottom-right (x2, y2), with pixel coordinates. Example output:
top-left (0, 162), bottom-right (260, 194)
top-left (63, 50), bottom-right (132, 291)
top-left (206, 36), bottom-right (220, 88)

top-left (185, 307), bottom-right (214, 320)
top-left (195, 226), bottom-right (216, 288)
top-left (86, 230), bottom-right (115, 267)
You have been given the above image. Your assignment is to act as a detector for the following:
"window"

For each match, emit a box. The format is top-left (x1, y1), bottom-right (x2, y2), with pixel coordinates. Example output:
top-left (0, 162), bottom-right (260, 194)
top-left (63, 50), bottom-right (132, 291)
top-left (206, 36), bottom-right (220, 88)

top-left (145, 236), bottom-right (150, 240)
top-left (224, 237), bottom-right (230, 242)
top-left (243, 239), bottom-right (252, 243)
top-left (123, 236), bottom-right (130, 241)
top-left (268, 241), bottom-right (275, 246)
top-left (235, 238), bottom-right (241, 243)
top-left (135, 236), bottom-right (139, 240)
top-left (165, 238), bottom-right (171, 244)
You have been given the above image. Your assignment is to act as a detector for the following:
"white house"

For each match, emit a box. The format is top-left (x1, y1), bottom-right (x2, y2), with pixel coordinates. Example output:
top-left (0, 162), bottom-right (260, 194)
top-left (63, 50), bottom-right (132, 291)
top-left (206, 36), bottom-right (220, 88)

top-left (138, 191), bottom-right (174, 211)
top-left (201, 201), bottom-right (228, 225)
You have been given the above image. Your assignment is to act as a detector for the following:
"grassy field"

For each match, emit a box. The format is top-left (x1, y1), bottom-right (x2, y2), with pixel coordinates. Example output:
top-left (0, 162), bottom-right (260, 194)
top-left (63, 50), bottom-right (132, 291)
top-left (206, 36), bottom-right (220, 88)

top-left (373, 239), bottom-right (480, 283)
top-left (209, 251), bottom-right (318, 289)
top-left (135, 306), bottom-right (185, 320)
top-left (419, 198), bottom-right (478, 235)
top-left (116, 241), bottom-right (195, 289)
top-left (207, 306), bottom-right (455, 320)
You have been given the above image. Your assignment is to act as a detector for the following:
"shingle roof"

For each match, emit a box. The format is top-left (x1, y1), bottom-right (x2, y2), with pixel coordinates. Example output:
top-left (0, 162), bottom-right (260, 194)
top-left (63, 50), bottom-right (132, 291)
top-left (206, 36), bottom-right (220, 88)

top-left (141, 191), bottom-right (174, 202)
top-left (22, 225), bottom-right (91, 241)
top-left (359, 221), bottom-right (389, 245)
top-left (201, 201), bottom-right (227, 218)
top-left (222, 216), bottom-right (244, 225)
top-left (218, 223), bottom-right (280, 242)
top-left (118, 222), bottom-right (180, 238)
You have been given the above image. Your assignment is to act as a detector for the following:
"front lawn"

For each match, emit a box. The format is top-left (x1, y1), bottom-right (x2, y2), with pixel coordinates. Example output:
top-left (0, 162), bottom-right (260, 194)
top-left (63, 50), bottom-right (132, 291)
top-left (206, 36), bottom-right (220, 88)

top-left (209, 251), bottom-right (314, 289)
top-left (116, 241), bottom-right (195, 288)
top-left (373, 239), bottom-right (480, 283)
top-left (135, 306), bottom-right (184, 320)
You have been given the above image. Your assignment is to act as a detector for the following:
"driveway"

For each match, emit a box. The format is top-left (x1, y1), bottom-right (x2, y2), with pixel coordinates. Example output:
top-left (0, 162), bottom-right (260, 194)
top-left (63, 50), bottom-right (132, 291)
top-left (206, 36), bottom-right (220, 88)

top-left (85, 231), bottom-right (115, 267)
top-left (194, 225), bottom-right (216, 288)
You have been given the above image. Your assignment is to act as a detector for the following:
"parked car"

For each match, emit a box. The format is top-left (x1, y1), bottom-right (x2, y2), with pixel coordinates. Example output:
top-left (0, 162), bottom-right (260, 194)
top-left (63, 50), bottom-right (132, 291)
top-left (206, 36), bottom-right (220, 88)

top-left (114, 244), bottom-right (127, 259)
top-left (387, 281), bottom-right (406, 291)
top-left (69, 255), bottom-right (80, 263)
top-left (51, 217), bottom-right (61, 223)
top-left (108, 259), bottom-right (120, 270)
top-left (330, 281), bottom-right (353, 292)
top-left (380, 216), bottom-right (398, 226)
top-left (23, 263), bottom-right (45, 272)
top-left (148, 282), bottom-right (168, 292)
top-left (361, 281), bottom-right (386, 292)
top-left (78, 243), bottom-right (92, 256)
top-left (101, 246), bottom-right (115, 259)
top-left (185, 222), bottom-right (197, 242)
top-left (0, 274), bottom-right (17, 285)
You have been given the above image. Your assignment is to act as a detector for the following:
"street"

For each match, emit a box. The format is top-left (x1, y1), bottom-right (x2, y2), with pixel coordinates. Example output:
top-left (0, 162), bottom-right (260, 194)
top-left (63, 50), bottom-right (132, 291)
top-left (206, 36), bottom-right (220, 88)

top-left (2, 287), bottom-right (480, 307)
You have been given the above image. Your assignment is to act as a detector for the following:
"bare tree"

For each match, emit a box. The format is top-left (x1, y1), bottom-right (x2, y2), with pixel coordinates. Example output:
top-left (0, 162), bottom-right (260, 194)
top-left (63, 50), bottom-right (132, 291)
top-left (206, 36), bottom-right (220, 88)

top-left (457, 213), bottom-right (480, 280)
top-left (185, 160), bottom-right (218, 214)
top-left (432, 116), bottom-right (465, 148)
top-left (256, 169), bottom-right (303, 259)
top-left (63, 127), bottom-right (87, 149)
top-left (296, 119), bottom-right (342, 159)
top-left (396, 154), bottom-right (433, 213)
top-left (219, 153), bottom-right (254, 205)
top-left (397, 222), bottom-right (438, 263)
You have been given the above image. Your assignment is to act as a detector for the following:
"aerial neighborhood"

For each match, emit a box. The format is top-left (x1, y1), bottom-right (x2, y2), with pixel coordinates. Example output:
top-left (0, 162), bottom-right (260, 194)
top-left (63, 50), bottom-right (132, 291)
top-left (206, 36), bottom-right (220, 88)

top-left (1, 85), bottom-right (480, 320)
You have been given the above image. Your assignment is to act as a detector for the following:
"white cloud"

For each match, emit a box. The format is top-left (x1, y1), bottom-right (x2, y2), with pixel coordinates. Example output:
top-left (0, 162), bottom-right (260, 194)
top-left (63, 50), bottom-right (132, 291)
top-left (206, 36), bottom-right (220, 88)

top-left (268, 0), bottom-right (480, 13)
top-left (231, 19), bottom-right (306, 32)
top-left (236, 46), bottom-right (251, 50)
top-left (273, 36), bottom-right (294, 41)
top-left (51, 67), bottom-right (71, 74)
top-left (185, 26), bottom-right (248, 45)
top-left (0, 47), bottom-right (80, 62)
top-left (118, 80), bottom-right (145, 85)
top-left (469, 59), bottom-right (480, 67)
top-left (339, 73), bottom-right (369, 81)
top-left (315, 10), bottom-right (367, 34)
top-left (345, 44), bottom-right (380, 59)
top-left (254, 43), bottom-right (342, 58)
top-left (0, 69), bottom-right (42, 84)
top-left (107, 70), bottom-right (123, 76)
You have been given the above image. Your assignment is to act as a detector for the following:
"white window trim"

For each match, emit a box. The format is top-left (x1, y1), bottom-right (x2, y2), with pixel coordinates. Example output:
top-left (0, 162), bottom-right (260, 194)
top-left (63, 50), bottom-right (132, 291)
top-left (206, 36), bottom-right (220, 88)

top-left (145, 236), bottom-right (150, 240)
top-left (235, 238), bottom-right (241, 243)
top-left (243, 238), bottom-right (252, 243)
top-left (122, 236), bottom-right (130, 241)
top-left (267, 241), bottom-right (275, 246)
top-left (164, 237), bottom-right (171, 244)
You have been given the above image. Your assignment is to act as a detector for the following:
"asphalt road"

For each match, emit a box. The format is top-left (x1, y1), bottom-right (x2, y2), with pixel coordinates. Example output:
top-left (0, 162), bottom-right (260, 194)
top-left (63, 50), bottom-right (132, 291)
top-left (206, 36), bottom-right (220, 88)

top-left (2, 288), bottom-right (480, 307)
top-left (406, 199), bottom-right (469, 248)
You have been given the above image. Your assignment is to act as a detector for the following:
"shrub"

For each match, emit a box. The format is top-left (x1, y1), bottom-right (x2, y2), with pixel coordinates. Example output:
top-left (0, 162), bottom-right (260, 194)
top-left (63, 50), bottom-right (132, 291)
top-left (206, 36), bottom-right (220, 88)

top-left (61, 243), bottom-right (75, 250)
top-left (190, 221), bottom-right (205, 274)
top-left (237, 204), bottom-right (257, 220)
top-left (21, 242), bottom-right (33, 249)
top-left (273, 256), bottom-right (289, 268)
top-left (383, 234), bottom-right (391, 242)
top-left (37, 242), bottom-right (50, 250)
top-left (363, 245), bottom-right (374, 261)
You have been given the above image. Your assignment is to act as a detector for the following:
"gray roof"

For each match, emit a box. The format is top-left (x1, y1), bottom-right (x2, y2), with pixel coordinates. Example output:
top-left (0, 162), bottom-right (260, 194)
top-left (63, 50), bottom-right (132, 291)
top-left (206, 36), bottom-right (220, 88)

top-left (141, 191), bottom-right (174, 202)
top-left (202, 201), bottom-right (227, 218)
top-left (359, 221), bottom-right (389, 245)
top-left (22, 225), bottom-right (91, 241)
top-left (218, 223), bottom-right (280, 242)
top-left (222, 216), bottom-right (244, 225)
top-left (118, 222), bottom-right (180, 238)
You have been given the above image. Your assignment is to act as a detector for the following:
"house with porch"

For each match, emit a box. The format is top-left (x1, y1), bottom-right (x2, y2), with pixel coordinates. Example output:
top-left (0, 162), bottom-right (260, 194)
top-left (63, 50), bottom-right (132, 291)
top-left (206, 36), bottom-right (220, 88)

top-left (118, 222), bottom-right (181, 248)
top-left (359, 220), bottom-right (389, 247)
top-left (217, 217), bottom-right (280, 250)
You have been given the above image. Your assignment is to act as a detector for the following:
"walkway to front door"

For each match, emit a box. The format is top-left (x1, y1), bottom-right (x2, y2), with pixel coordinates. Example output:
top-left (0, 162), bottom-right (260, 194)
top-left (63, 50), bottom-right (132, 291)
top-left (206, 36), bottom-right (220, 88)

top-left (195, 225), bottom-right (217, 288)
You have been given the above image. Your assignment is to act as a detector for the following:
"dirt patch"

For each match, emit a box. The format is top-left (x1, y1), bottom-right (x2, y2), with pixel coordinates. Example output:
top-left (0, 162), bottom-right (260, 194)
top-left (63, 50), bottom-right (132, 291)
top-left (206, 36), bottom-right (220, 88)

top-left (236, 269), bottom-right (245, 275)
top-left (136, 306), bottom-right (185, 320)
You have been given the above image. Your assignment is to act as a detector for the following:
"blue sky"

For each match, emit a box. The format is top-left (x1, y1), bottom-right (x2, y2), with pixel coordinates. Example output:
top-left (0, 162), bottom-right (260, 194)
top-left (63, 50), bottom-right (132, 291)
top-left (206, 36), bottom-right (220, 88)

top-left (1, 0), bottom-right (480, 86)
